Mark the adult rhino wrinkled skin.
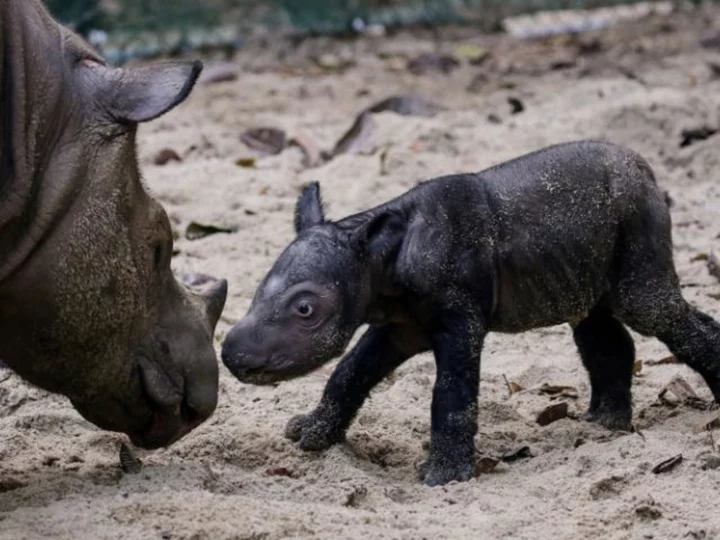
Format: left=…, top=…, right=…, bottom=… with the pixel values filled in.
left=0, top=0, right=227, bottom=449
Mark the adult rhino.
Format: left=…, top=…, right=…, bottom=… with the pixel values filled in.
left=0, top=0, right=227, bottom=449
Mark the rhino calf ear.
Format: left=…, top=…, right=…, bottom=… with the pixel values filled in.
left=352, top=211, right=406, bottom=263
left=85, top=60, right=203, bottom=123
left=294, top=182, right=325, bottom=233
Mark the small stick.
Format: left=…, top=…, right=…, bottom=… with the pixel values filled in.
left=503, top=374, right=513, bottom=398
left=708, top=426, right=717, bottom=453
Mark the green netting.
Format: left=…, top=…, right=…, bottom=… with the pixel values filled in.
left=45, top=0, right=699, bottom=62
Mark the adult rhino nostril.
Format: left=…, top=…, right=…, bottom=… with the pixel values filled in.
left=137, top=357, right=183, bottom=412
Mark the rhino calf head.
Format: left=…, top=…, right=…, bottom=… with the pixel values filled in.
left=221, top=183, right=396, bottom=384
left=0, top=1, right=227, bottom=448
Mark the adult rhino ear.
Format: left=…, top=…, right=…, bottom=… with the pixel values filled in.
left=351, top=211, right=406, bottom=264
left=294, top=182, right=325, bottom=233
left=81, top=59, right=203, bottom=123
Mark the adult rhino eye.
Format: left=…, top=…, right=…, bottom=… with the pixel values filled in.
left=295, top=301, right=314, bottom=318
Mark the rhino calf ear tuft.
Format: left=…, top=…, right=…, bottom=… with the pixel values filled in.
left=294, top=182, right=325, bottom=233
left=89, top=60, right=203, bottom=124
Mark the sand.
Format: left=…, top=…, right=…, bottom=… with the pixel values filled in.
left=3, top=6, right=720, bottom=539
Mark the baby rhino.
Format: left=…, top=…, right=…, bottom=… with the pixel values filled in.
left=222, top=140, right=720, bottom=486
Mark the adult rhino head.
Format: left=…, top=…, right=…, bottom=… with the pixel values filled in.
left=0, top=0, right=227, bottom=448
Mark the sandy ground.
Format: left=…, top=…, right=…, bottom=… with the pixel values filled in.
left=4, top=5, right=720, bottom=539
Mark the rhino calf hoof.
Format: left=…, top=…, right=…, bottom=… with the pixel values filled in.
left=285, top=412, right=344, bottom=451
left=581, top=409, right=632, bottom=432
left=419, top=457, right=475, bottom=487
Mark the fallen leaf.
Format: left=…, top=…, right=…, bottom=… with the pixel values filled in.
left=331, top=111, right=377, bottom=157
left=700, top=32, right=720, bottom=50
left=185, top=222, right=238, bottom=241
left=700, top=453, right=720, bottom=470
left=119, top=443, right=142, bottom=475
left=407, top=53, right=460, bottom=75
left=646, top=355, right=678, bottom=366
left=367, top=95, right=440, bottom=118
left=503, top=374, right=523, bottom=396
left=536, top=402, right=569, bottom=426
left=508, top=97, right=525, bottom=114
left=658, top=375, right=699, bottom=407
left=680, top=126, right=718, bottom=149
left=692, top=253, right=709, bottom=263
left=199, top=62, right=238, bottom=85
left=693, top=412, right=720, bottom=434
left=313, top=53, right=354, bottom=72
left=539, top=384, right=578, bottom=399
left=241, top=128, right=287, bottom=156
left=454, top=44, right=489, bottom=64
left=0, top=477, right=26, bottom=493
left=475, top=456, right=500, bottom=474
left=651, top=454, right=683, bottom=474
left=154, top=148, right=182, bottom=166
left=634, top=360, right=643, bottom=376
left=266, top=467, right=295, bottom=478
left=235, top=157, right=256, bottom=168
left=635, top=505, right=662, bottom=520
left=289, top=132, right=324, bottom=168
left=501, top=446, right=533, bottom=462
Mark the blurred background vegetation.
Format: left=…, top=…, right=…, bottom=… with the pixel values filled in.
left=44, top=0, right=699, bottom=62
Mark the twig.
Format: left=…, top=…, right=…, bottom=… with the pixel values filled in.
left=503, top=374, right=513, bottom=398
left=708, top=426, right=717, bottom=453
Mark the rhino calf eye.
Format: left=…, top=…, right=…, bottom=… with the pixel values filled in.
left=296, top=302, right=314, bottom=318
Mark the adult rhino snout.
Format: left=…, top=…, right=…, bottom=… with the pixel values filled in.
left=127, top=277, right=228, bottom=450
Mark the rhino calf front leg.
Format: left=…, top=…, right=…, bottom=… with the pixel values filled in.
left=286, top=323, right=429, bottom=451
left=420, top=308, right=483, bottom=487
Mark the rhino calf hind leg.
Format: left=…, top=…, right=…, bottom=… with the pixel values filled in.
left=653, top=306, right=720, bottom=401
left=615, top=281, right=720, bottom=404
left=573, top=307, right=635, bottom=431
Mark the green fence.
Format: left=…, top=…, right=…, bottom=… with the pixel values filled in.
left=45, top=0, right=691, bottom=62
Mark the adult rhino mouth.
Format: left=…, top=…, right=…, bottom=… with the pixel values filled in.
left=129, top=400, right=205, bottom=449
left=128, top=355, right=209, bottom=449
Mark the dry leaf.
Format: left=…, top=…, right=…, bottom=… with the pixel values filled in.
left=241, top=128, right=287, bottom=156
left=536, top=402, right=569, bottom=426
left=693, top=412, right=720, bottom=434
left=366, top=95, right=440, bottom=118
left=235, top=157, right=256, bottom=168
left=634, top=360, right=643, bottom=376
left=658, top=375, right=699, bottom=407
left=407, top=53, right=460, bottom=75
left=331, top=112, right=377, bottom=157
left=185, top=222, right=238, bottom=241
left=646, top=355, right=678, bottom=366
left=154, top=148, right=182, bottom=166
left=290, top=132, right=324, bottom=168
left=651, top=454, right=683, bottom=474
left=475, top=456, right=500, bottom=475
left=266, top=467, right=295, bottom=478
left=501, top=446, right=533, bottom=462
left=539, top=384, right=578, bottom=399
left=503, top=374, right=523, bottom=396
